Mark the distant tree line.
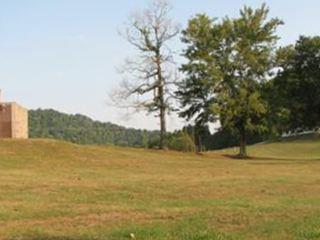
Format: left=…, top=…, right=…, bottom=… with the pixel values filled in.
left=29, top=109, right=266, bottom=151
left=29, top=109, right=161, bottom=148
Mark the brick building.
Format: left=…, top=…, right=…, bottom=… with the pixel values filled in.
left=0, top=93, right=28, bottom=139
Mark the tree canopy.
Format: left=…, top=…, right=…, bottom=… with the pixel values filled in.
left=178, top=4, right=283, bottom=157
left=273, top=36, right=320, bottom=131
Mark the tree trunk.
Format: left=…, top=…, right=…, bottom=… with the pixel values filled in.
left=155, top=47, right=167, bottom=150
left=159, top=85, right=167, bottom=150
left=197, top=135, right=202, bottom=153
left=239, top=129, right=247, bottom=158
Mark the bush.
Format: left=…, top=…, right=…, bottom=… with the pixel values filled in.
left=168, top=131, right=196, bottom=152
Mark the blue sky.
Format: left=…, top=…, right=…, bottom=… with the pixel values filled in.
left=0, top=0, right=319, bottom=130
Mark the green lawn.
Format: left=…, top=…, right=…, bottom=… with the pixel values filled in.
left=0, top=138, right=320, bottom=239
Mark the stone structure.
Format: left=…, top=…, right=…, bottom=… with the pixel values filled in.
left=0, top=93, right=28, bottom=139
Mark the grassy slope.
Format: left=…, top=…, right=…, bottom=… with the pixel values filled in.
left=0, top=138, right=320, bottom=240
left=218, top=133, right=320, bottom=160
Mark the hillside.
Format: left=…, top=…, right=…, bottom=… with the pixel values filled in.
left=0, top=138, right=320, bottom=239
left=28, top=109, right=266, bottom=151
left=218, top=132, right=320, bottom=159
left=29, top=109, right=160, bottom=147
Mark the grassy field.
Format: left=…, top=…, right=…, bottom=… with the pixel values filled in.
left=0, top=137, right=320, bottom=240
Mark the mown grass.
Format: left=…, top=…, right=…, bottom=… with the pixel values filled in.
left=0, top=137, right=320, bottom=239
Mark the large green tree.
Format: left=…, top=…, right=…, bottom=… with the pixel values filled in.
left=273, top=36, right=320, bottom=131
left=178, top=5, right=283, bottom=157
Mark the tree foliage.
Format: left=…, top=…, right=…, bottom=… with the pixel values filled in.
left=168, top=130, right=196, bottom=152
left=178, top=4, right=283, bottom=157
left=273, top=36, right=320, bottom=131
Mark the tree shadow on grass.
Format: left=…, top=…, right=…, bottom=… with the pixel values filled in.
left=222, top=154, right=320, bottom=165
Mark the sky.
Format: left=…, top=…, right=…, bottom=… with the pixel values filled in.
left=0, top=0, right=319, bottom=131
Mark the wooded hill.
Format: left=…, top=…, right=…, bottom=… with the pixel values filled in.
left=29, top=109, right=160, bottom=148
left=29, top=109, right=266, bottom=151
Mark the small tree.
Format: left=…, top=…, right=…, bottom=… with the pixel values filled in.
left=112, top=0, right=180, bottom=149
left=168, top=130, right=196, bottom=152
left=178, top=5, right=283, bottom=158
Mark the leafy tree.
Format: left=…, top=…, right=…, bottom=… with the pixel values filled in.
left=180, top=124, right=211, bottom=152
left=112, top=0, right=180, bottom=149
left=178, top=5, right=283, bottom=158
left=273, top=36, right=320, bottom=131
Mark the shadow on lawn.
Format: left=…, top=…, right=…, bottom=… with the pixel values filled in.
left=222, top=154, right=320, bottom=165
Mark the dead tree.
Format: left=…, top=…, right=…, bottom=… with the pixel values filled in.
left=112, top=0, right=180, bottom=149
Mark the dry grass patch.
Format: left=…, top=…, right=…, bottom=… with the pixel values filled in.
left=0, top=138, right=319, bottom=239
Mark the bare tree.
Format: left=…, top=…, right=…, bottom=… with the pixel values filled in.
left=112, top=0, right=180, bottom=149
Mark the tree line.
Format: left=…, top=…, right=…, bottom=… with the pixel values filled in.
left=112, top=0, right=320, bottom=158
left=29, top=109, right=160, bottom=148
left=30, top=109, right=263, bottom=151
